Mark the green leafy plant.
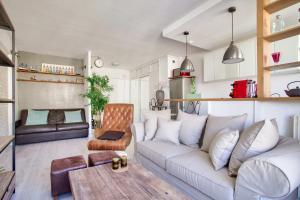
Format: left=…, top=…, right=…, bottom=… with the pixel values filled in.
left=190, top=78, right=197, bottom=95
left=81, top=73, right=113, bottom=116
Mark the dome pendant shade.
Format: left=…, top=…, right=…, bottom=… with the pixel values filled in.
left=222, top=41, right=244, bottom=64
left=180, top=56, right=194, bottom=72
left=180, top=31, right=194, bottom=72
left=222, top=7, right=244, bottom=64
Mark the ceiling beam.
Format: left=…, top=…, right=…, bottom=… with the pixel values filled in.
left=162, top=0, right=224, bottom=37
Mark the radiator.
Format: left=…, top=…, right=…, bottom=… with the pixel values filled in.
left=293, top=115, right=300, bottom=199
left=293, top=115, right=300, bottom=140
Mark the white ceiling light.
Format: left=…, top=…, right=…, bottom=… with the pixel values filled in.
left=111, top=62, right=120, bottom=67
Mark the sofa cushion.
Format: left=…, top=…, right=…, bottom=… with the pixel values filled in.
left=16, top=124, right=57, bottom=135
left=26, top=110, right=49, bottom=125
left=142, top=109, right=171, bottom=140
left=48, top=110, right=65, bottom=125
left=153, top=118, right=182, bottom=145
left=137, top=141, right=195, bottom=169
left=209, top=128, right=239, bottom=170
left=177, top=110, right=207, bottom=147
left=57, top=123, right=89, bottom=131
left=201, top=114, right=247, bottom=152
left=166, top=150, right=235, bottom=200
left=228, top=119, right=279, bottom=176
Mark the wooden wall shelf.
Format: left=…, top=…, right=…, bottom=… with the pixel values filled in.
left=264, top=0, right=299, bottom=14
left=17, top=70, right=84, bottom=77
left=0, top=1, right=14, bottom=31
left=17, top=79, right=84, bottom=85
left=264, top=26, right=300, bottom=42
left=165, top=97, right=300, bottom=102
left=0, top=135, right=14, bottom=153
left=0, top=49, right=14, bottom=67
left=0, top=98, right=14, bottom=103
left=0, top=171, right=15, bottom=200
left=265, top=61, right=300, bottom=71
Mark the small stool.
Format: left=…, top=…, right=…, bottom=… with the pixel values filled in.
left=88, top=151, right=119, bottom=167
left=50, top=155, right=87, bottom=197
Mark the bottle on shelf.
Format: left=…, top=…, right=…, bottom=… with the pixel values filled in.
left=271, top=15, right=285, bottom=33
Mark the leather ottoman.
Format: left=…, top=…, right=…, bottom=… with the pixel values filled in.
left=88, top=151, right=119, bottom=167
left=50, top=155, right=87, bottom=197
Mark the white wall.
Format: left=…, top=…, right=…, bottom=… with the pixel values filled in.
left=0, top=29, right=13, bottom=136
left=91, top=66, right=130, bottom=103
left=188, top=52, right=300, bottom=137
left=16, top=52, right=85, bottom=119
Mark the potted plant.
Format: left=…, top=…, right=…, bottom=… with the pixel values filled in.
left=82, top=73, right=113, bottom=128
left=188, top=78, right=201, bottom=99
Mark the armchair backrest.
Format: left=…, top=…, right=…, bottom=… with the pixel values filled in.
left=102, top=104, right=134, bottom=132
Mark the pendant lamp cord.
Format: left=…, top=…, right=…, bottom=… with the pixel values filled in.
left=186, top=34, right=188, bottom=57
left=231, top=11, right=234, bottom=42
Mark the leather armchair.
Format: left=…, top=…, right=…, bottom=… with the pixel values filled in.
left=87, top=104, right=134, bottom=151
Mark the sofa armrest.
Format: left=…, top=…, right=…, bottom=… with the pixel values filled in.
left=131, top=122, right=145, bottom=143
left=235, top=139, right=300, bottom=200
left=15, top=120, right=22, bottom=128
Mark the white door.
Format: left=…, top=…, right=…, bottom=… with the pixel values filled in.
left=130, top=76, right=150, bottom=122
left=130, top=79, right=140, bottom=121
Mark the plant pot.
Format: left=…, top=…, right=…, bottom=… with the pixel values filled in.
left=93, top=113, right=102, bottom=128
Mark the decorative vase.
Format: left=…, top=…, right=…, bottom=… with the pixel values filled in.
left=156, top=90, right=164, bottom=107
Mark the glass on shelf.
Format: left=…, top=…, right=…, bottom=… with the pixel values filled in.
left=271, top=15, right=285, bottom=33
left=271, top=52, right=281, bottom=64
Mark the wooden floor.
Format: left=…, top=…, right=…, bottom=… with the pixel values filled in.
left=10, top=137, right=134, bottom=200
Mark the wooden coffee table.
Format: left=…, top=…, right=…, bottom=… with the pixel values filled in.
left=69, top=162, right=190, bottom=200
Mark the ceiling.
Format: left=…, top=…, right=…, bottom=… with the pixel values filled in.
left=163, top=0, right=300, bottom=51
left=163, top=0, right=257, bottom=50
left=4, top=0, right=298, bottom=70
left=3, top=0, right=205, bottom=69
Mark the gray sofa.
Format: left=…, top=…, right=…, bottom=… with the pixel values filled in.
left=131, top=122, right=300, bottom=200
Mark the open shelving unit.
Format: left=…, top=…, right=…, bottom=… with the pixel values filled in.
left=17, top=70, right=84, bottom=77
left=0, top=1, right=16, bottom=199
left=257, top=0, right=300, bottom=98
left=17, top=79, right=84, bottom=85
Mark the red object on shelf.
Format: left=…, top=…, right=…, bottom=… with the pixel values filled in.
left=180, top=72, right=190, bottom=76
left=230, top=80, right=257, bottom=98
left=230, top=80, right=248, bottom=98
left=272, top=52, right=281, bottom=63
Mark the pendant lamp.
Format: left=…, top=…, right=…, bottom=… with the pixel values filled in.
left=222, top=7, right=244, bottom=64
left=180, top=31, right=194, bottom=72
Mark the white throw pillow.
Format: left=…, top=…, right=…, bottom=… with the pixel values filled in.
left=153, top=118, right=182, bottom=145
left=228, top=119, right=279, bottom=176
left=177, top=110, right=207, bottom=146
left=141, top=109, right=171, bottom=122
left=144, top=117, right=157, bottom=141
left=201, top=114, right=247, bottom=152
left=209, top=128, right=239, bottom=170
left=142, top=109, right=171, bottom=141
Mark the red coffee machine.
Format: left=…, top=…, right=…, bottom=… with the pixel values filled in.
left=230, top=80, right=257, bottom=98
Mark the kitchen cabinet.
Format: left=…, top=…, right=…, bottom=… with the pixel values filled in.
left=203, top=37, right=258, bottom=82
left=239, top=38, right=257, bottom=77
left=204, top=47, right=239, bottom=82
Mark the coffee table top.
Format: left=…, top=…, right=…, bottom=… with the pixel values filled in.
left=69, top=162, right=190, bottom=200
